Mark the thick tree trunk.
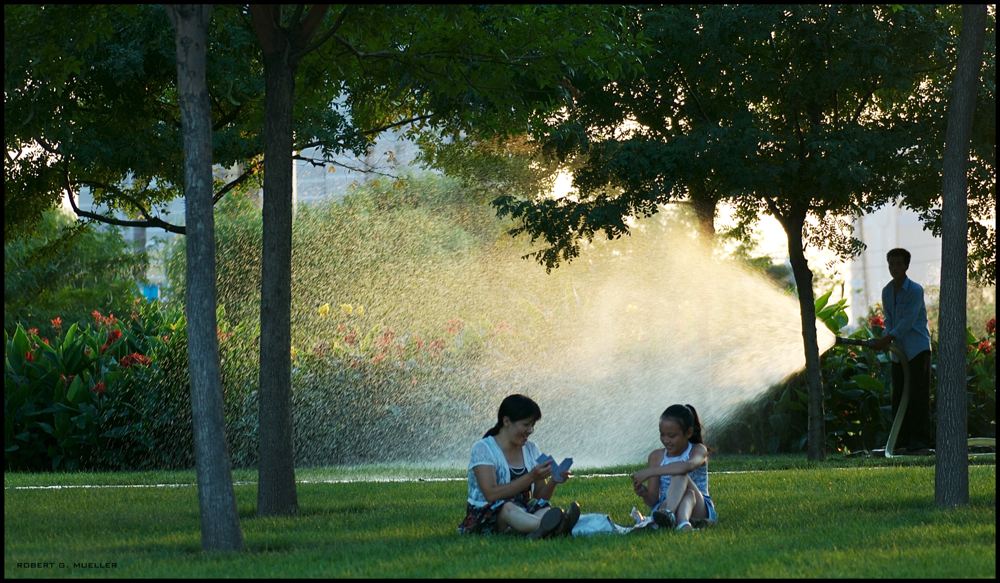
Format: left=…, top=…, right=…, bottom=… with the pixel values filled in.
left=256, top=49, right=299, bottom=517
left=935, top=4, right=986, bottom=509
left=689, top=186, right=717, bottom=241
left=784, top=213, right=825, bottom=461
left=168, top=4, right=244, bottom=551
left=249, top=3, right=329, bottom=518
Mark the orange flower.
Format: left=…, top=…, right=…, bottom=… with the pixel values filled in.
left=51, top=316, right=63, bottom=330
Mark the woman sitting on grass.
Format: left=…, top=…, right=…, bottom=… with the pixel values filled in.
left=631, top=403, right=717, bottom=532
left=458, top=394, right=580, bottom=539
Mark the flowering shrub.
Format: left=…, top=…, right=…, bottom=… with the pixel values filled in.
left=715, top=298, right=996, bottom=454
left=3, top=314, right=161, bottom=470
left=3, top=299, right=255, bottom=471
left=957, top=316, right=996, bottom=440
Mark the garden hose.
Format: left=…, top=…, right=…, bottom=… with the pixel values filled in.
left=834, top=337, right=909, bottom=457
left=835, top=337, right=996, bottom=457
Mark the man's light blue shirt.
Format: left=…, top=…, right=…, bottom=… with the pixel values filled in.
left=881, top=276, right=931, bottom=361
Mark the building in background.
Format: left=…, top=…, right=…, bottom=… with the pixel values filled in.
left=846, top=203, right=942, bottom=328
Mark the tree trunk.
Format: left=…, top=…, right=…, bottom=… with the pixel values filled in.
left=168, top=4, right=244, bottom=551
left=255, top=28, right=299, bottom=518
left=935, top=3, right=986, bottom=509
left=689, top=186, right=717, bottom=241
left=784, top=212, right=825, bottom=461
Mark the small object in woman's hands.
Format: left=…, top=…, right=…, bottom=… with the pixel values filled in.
left=536, top=454, right=574, bottom=483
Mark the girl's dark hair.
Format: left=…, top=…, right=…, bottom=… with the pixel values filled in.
left=660, top=404, right=704, bottom=444
left=484, top=394, right=542, bottom=438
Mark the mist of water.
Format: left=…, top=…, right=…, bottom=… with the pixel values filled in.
left=500, top=219, right=837, bottom=468
left=273, top=200, right=835, bottom=469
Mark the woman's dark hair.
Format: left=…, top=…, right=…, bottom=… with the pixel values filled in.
left=660, top=404, right=704, bottom=444
left=484, top=394, right=542, bottom=438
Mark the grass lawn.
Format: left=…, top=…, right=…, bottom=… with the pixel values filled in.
left=4, top=455, right=995, bottom=578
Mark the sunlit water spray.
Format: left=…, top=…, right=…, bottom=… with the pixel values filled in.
left=218, top=193, right=834, bottom=469
left=414, top=209, right=836, bottom=468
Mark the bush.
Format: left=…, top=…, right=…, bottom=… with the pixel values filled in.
left=716, top=295, right=997, bottom=454
left=4, top=305, right=168, bottom=471
left=4, top=209, right=148, bottom=337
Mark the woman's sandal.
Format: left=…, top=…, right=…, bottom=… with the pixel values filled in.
left=555, top=501, right=581, bottom=536
left=528, top=507, right=564, bottom=539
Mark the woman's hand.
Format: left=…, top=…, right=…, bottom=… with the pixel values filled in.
left=531, top=460, right=553, bottom=481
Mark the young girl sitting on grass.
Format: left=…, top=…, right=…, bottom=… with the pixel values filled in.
left=458, top=394, right=581, bottom=539
left=631, top=403, right=717, bottom=531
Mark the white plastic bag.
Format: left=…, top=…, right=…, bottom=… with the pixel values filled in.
left=570, top=513, right=634, bottom=536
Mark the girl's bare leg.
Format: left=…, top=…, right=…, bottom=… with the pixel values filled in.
left=661, top=474, right=689, bottom=513
left=662, top=475, right=708, bottom=523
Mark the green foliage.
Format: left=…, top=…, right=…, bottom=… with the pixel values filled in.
left=495, top=4, right=995, bottom=285
left=4, top=4, right=263, bottom=239
left=717, top=302, right=997, bottom=454
left=3, top=209, right=148, bottom=337
left=3, top=305, right=169, bottom=470
left=3, top=299, right=241, bottom=471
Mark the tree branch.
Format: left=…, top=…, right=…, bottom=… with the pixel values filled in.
left=213, top=161, right=262, bottom=204
left=294, top=5, right=351, bottom=59
left=333, top=33, right=398, bottom=59
left=291, top=154, right=401, bottom=179
left=64, top=170, right=186, bottom=235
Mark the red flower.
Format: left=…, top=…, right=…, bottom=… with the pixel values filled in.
left=344, top=331, right=357, bottom=346
left=91, top=382, right=106, bottom=395
left=428, top=339, right=445, bottom=354
left=27, top=327, right=39, bottom=336
left=869, top=314, right=884, bottom=329
left=120, top=352, right=152, bottom=368
left=100, top=329, right=123, bottom=353
left=24, top=351, right=34, bottom=362
left=978, top=340, right=993, bottom=354
left=376, top=329, right=395, bottom=348
left=51, top=316, right=62, bottom=330
left=987, top=318, right=996, bottom=335
left=92, top=310, right=103, bottom=323
left=446, top=319, right=464, bottom=335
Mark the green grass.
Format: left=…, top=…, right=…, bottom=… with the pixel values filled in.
left=4, top=456, right=995, bottom=578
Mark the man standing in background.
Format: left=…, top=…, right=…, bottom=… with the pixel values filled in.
left=871, top=248, right=934, bottom=454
